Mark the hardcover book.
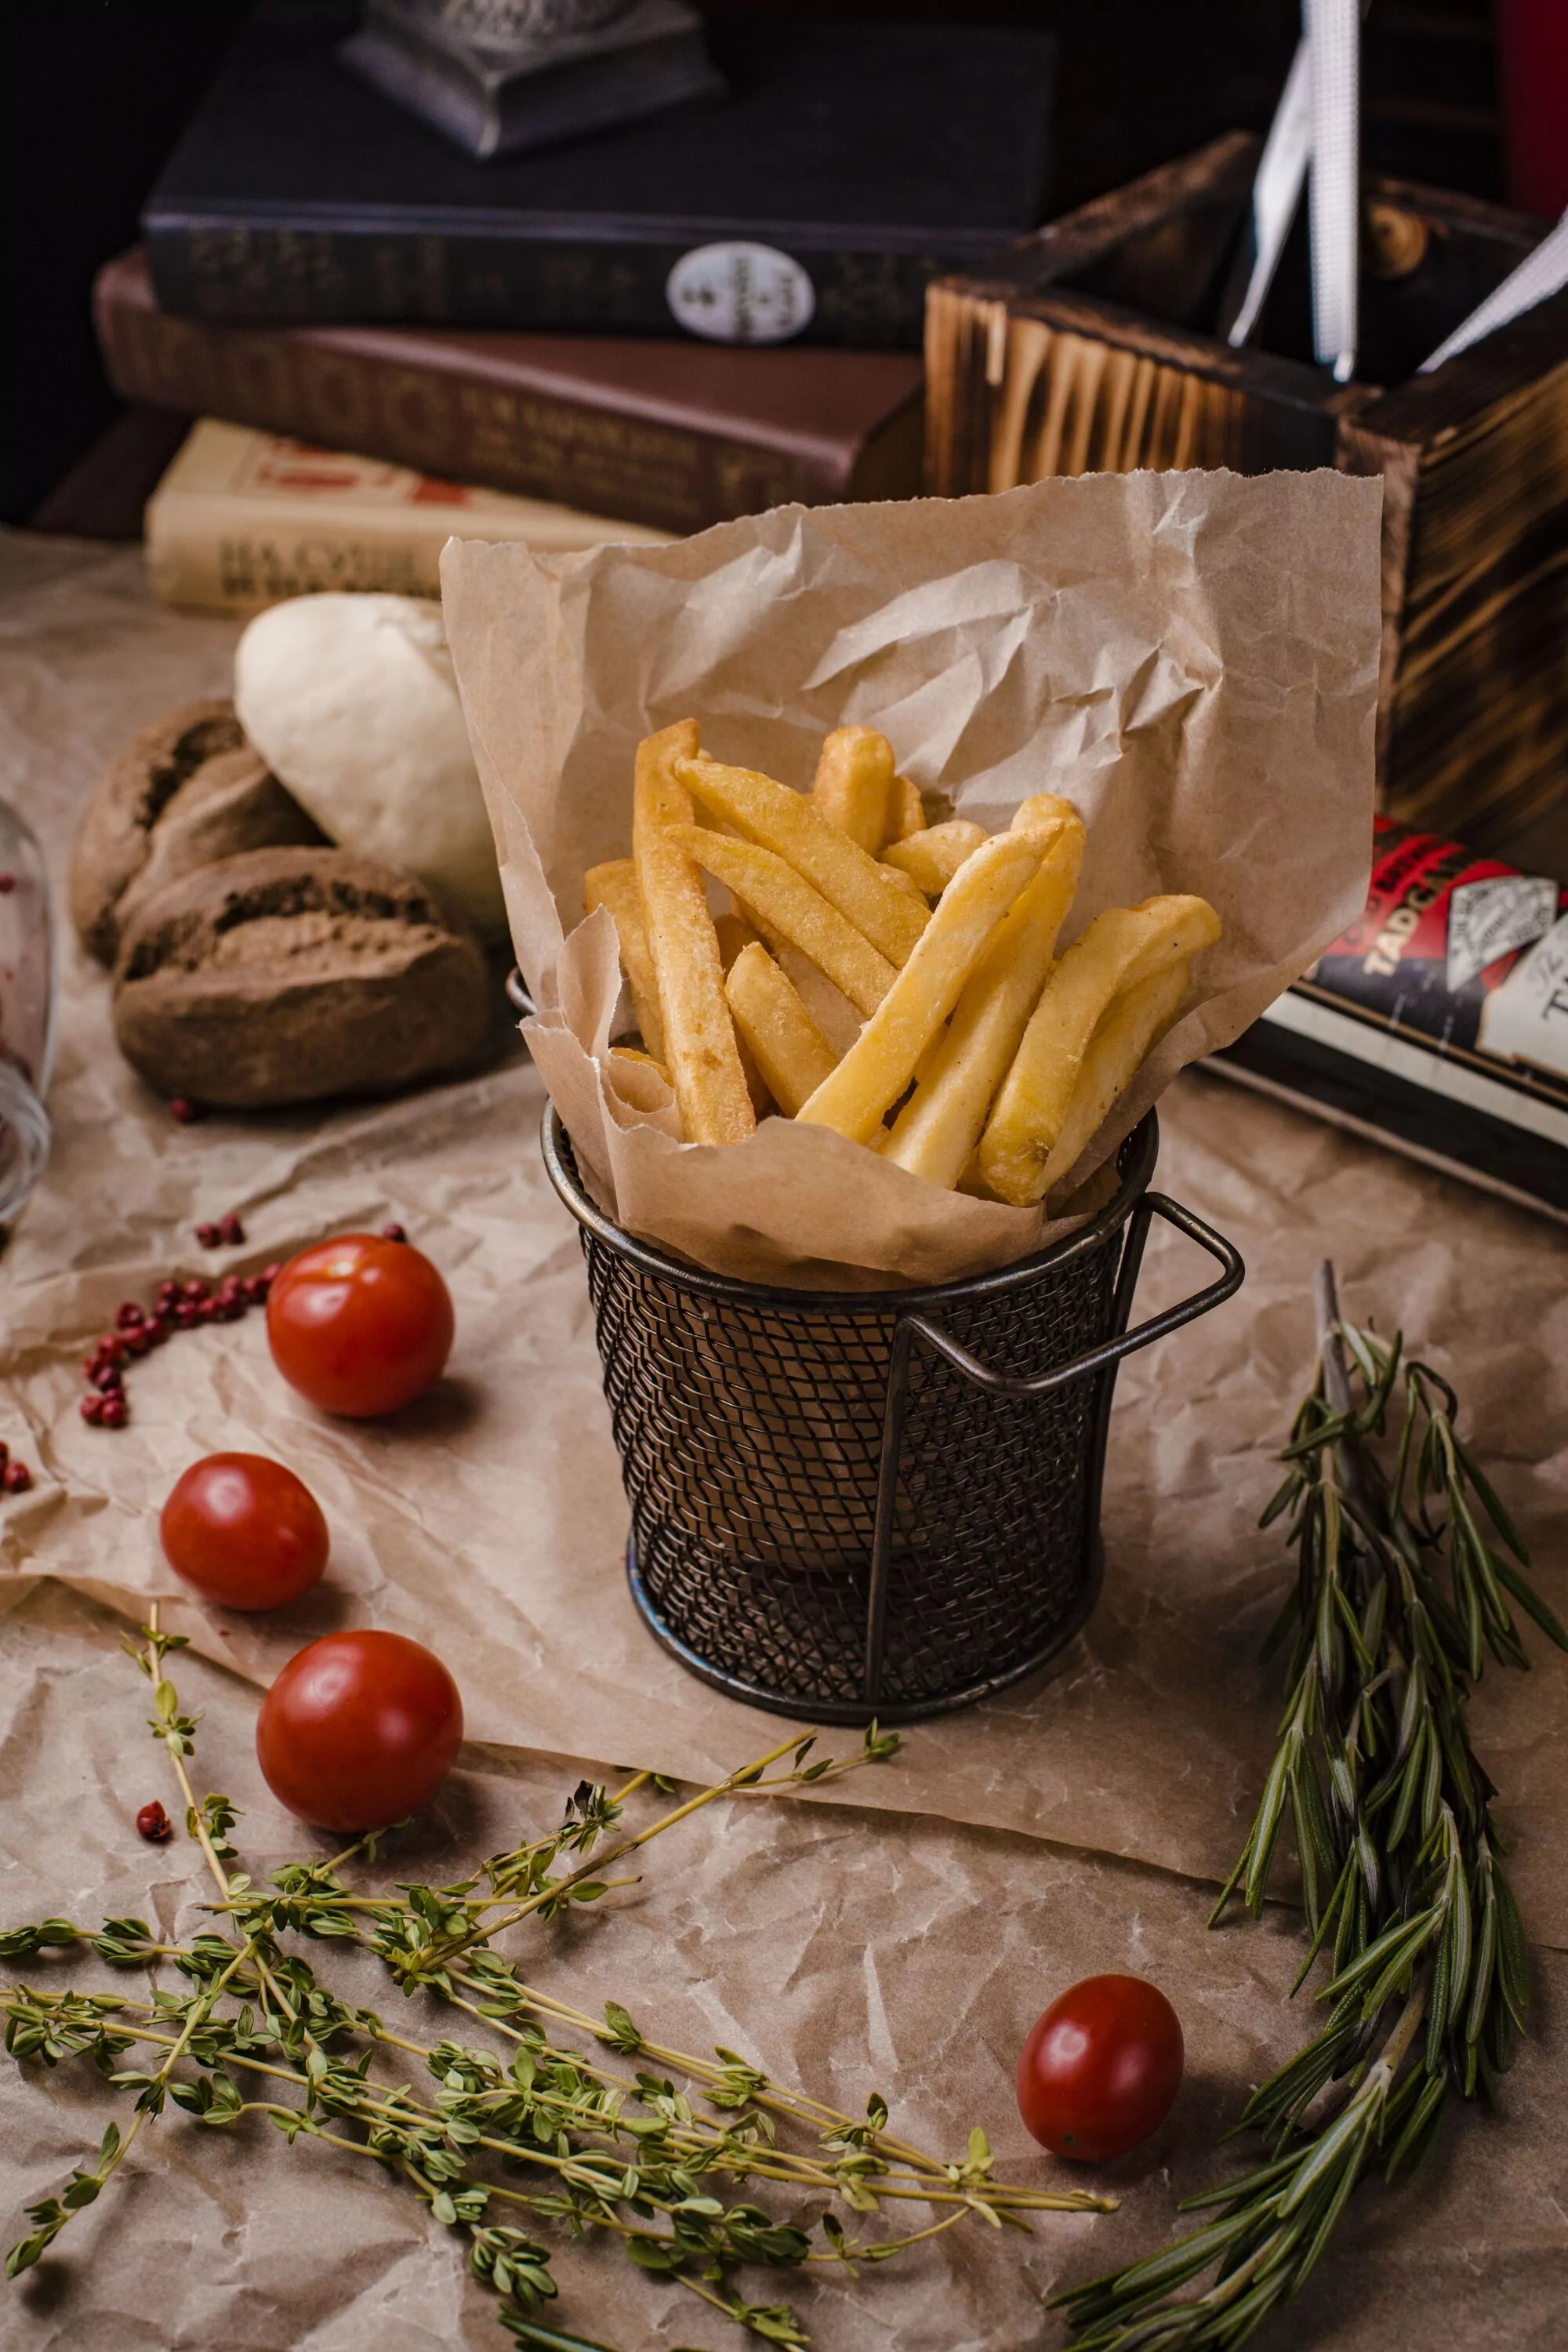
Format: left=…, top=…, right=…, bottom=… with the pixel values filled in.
left=1211, top=815, right=1568, bottom=1225
left=140, top=2, right=1054, bottom=348
left=144, top=418, right=667, bottom=616
left=94, top=249, right=926, bottom=537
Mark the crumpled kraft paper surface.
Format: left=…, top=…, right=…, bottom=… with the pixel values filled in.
left=0, top=1588, right=1564, bottom=2351
left=440, top=470, right=1383, bottom=1286
left=2, top=527, right=1566, bottom=1980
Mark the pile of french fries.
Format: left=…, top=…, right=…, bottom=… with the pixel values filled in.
left=583, top=720, right=1219, bottom=1208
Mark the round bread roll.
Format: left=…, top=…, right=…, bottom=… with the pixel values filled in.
left=234, top=594, right=506, bottom=939
left=112, top=845, right=491, bottom=1109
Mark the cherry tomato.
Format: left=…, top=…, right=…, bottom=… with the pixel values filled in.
left=1017, top=1974, right=1184, bottom=2161
left=160, top=1453, right=329, bottom=1610
left=256, top=1630, right=463, bottom=1831
left=267, top=1233, right=453, bottom=1417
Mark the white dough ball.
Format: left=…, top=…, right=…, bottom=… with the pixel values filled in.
left=234, top=593, right=505, bottom=938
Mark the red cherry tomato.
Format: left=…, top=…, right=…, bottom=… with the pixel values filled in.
left=1017, top=1974, right=1184, bottom=2161
left=267, top=1234, right=453, bottom=1417
left=160, top=1453, right=329, bottom=1610
left=256, top=1630, right=463, bottom=1832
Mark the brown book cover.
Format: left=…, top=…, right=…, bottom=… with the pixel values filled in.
left=94, top=251, right=925, bottom=538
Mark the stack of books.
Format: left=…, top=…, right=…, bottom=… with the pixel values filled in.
left=103, top=3, right=1057, bottom=615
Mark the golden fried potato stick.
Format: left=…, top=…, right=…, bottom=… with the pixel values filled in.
left=1010, top=792, right=1081, bottom=840
left=891, top=773, right=926, bottom=840
left=610, top=1044, right=671, bottom=1084
left=633, top=723, right=754, bottom=1147
left=979, top=893, right=1220, bottom=1204
left=883, top=819, right=989, bottom=896
left=797, top=831, right=1045, bottom=1146
left=665, top=825, right=896, bottom=1018
left=810, top=725, right=897, bottom=855
left=1035, top=959, right=1189, bottom=1198
left=633, top=716, right=699, bottom=844
left=713, top=909, right=760, bottom=972
left=724, top=942, right=839, bottom=1116
left=678, top=754, right=928, bottom=966
left=882, top=814, right=1086, bottom=1186
left=771, top=938, right=863, bottom=1058
left=711, top=908, right=771, bottom=1109
left=584, top=857, right=666, bottom=1060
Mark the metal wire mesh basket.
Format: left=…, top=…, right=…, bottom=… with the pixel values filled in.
left=542, top=1103, right=1242, bottom=1723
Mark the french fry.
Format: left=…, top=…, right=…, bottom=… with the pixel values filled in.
left=797, top=831, right=1045, bottom=1145
left=713, top=909, right=760, bottom=972
left=725, top=942, right=839, bottom=1116
left=879, top=860, right=929, bottom=903
left=584, top=857, right=665, bottom=1059
left=771, top=938, right=863, bottom=1058
left=713, top=909, right=771, bottom=1109
left=665, top=824, right=896, bottom=1018
left=633, top=724, right=755, bottom=1147
left=979, top=893, right=1219, bottom=1204
left=1011, top=793, right=1081, bottom=840
left=610, top=1044, right=671, bottom=1086
left=882, top=814, right=1086, bottom=1186
left=810, top=725, right=896, bottom=854
left=633, top=716, right=699, bottom=844
left=1033, top=959, right=1190, bottom=1198
left=891, top=773, right=926, bottom=840
left=678, top=754, right=928, bottom=965
left=883, top=820, right=989, bottom=896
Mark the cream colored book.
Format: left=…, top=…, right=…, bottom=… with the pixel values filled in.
left=145, top=419, right=670, bottom=615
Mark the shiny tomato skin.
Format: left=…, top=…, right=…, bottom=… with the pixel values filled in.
left=267, top=1234, right=453, bottom=1417
left=256, top=1630, right=463, bottom=1832
left=160, top=1453, right=329, bottom=1610
left=1017, top=1974, right=1184, bottom=2161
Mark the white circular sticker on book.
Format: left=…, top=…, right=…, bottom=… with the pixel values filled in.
left=666, top=241, right=815, bottom=345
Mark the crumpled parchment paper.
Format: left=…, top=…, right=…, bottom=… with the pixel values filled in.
left=2, top=527, right=1566, bottom=1953
left=440, top=470, right=1384, bottom=1285
left=2, top=526, right=1566, bottom=2347
left=0, top=1586, right=1563, bottom=2351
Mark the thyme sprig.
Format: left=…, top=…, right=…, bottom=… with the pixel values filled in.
left=1054, top=1260, right=1564, bottom=2352
left=2, top=1617, right=1107, bottom=2346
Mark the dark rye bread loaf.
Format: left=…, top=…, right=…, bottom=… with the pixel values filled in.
left=112, top=847, right=489, bottom=1108
left=71, top=699, right=324, bottom=964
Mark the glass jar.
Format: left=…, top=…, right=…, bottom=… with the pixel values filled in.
left=0, top=800, right=55, bottom=1224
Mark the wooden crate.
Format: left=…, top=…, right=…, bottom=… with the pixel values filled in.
left=925, top=135, right=1568, bottom=847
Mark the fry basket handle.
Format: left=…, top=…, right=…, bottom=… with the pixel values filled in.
left=862, top=1194, right=1244, bottom=1704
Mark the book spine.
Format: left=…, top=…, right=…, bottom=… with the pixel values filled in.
left=142, top=218, right=939, bottom=350
left=100, top=278, right=857, bottom=537
left=145, top=507, right=451, bottom=616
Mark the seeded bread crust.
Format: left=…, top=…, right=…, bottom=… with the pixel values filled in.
left=112, top=847, right=491, bottom=1109
left=71, top=701, right=324, bottom=965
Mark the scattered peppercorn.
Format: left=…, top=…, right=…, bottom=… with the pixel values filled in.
left=380, top=1222, right=408, bottom=1243
left=78, top=1251, right=286, bottom=1429
left=135, top=1801, right=172, bottom=1842
left=169, top=1098, right=204, bottom=1124
left=195, top=1221, right=221, bottom=1248
left=2, top=1461, right=32, bottom=1494
left=219, top=1211, right=245, bottom=1246
left=0, top=875, right=15, bottom=895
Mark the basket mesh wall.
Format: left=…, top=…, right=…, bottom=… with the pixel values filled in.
left=578, top=1212, right=1126, bottom=1716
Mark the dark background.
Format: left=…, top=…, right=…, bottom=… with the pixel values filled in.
left=0, top=0, right=1503, bottom=527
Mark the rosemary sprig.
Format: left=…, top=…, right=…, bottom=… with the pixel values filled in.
left=1054, top=1258, right=1565, bottom=2352
left=2, top=1617, right=1108, bottom=2345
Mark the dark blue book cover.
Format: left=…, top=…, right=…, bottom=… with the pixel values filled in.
left=143, top=4, right=1055, bottom=348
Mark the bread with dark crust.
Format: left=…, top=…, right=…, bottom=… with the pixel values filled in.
left=111, top=846, right=491, bottom=1109
left=71, top=700, right=324, bottom=964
